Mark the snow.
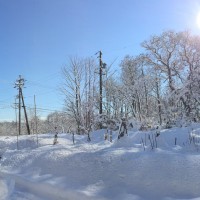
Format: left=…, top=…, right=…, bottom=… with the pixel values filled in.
left=1, top=124, right=200, bottom=200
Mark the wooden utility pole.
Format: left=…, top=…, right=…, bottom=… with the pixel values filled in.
left=96, top=51, right=106, bottom=115
left=19, top=87, right=21, bottom=136
left=34, top=95, right=38, bottom=134
left=34, top=95, right=39, bottom=147
left=15, top=76, right=23, bottom=135
left=99, top=51, right=103, bottom=115
left=20, top=89, right=30, bottom=135
left=14, top=75, right=30, bottom=135
left=14, top=97, right=19, bottom=149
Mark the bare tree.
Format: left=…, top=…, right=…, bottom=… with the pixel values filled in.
left=141, top=31, right=183, bottom=93
left=61, top=57, right=97, bottom=133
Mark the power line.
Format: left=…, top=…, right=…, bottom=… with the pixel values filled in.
left=0, top=79, right=13, bottom=85
left=26, top=106, right=64, bottom=113
left=0, top=106, right=12, bottom=109
left=26, top=80, right=58, bottom=90
left=25, top=89, right=58, bottom=99
left=0, top=96, right=16, bottom=103
left=24, top=72, right=60, bottom=84
left=101, top=44, right=136, bottom=54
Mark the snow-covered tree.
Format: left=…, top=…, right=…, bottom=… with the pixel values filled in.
left=61, top=57, right=97, bottom=133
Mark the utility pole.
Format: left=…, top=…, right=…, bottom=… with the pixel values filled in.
left=99, top=51, right=103, bottom=115
left=34, top=95, right=39, bottom=147
left=21, top=89, right=30, bottom=135
left=15, top=76, right=23, bottom=135
left=14, top=75, right=30, bottom=135
left=14, top=97, right=19, bottom=149
left=34, top=95, right=38, bottom=134
left=96, top=51, right=106, bottom=115
left=18, top=89, right=21, bottom=136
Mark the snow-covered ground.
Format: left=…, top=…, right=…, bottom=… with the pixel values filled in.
left=1, top=124, right=200, bottom=200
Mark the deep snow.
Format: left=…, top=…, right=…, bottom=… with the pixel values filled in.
left=1, top=124, right=200, bottom=200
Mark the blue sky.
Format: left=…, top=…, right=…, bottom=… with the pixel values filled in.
left=1, top=0, right=200, bottom=121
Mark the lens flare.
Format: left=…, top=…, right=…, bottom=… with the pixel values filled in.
left=197, top=12, right=200, bottom=28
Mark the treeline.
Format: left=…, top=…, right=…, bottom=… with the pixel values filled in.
left=0, top=112, right=70, bottom=136
left=2, top=30, right=200, bottom=136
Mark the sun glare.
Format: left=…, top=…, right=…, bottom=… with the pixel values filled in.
left=196, top=12, right=200, bottom=28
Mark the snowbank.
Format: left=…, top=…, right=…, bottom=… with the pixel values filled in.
left=0, top=124, right=200, bottom=199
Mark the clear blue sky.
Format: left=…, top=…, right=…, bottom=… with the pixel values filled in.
left=1, top=0, right=200, bottom=121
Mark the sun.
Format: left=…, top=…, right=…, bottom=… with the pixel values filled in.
left=196, top=12, right=200, bottom=28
